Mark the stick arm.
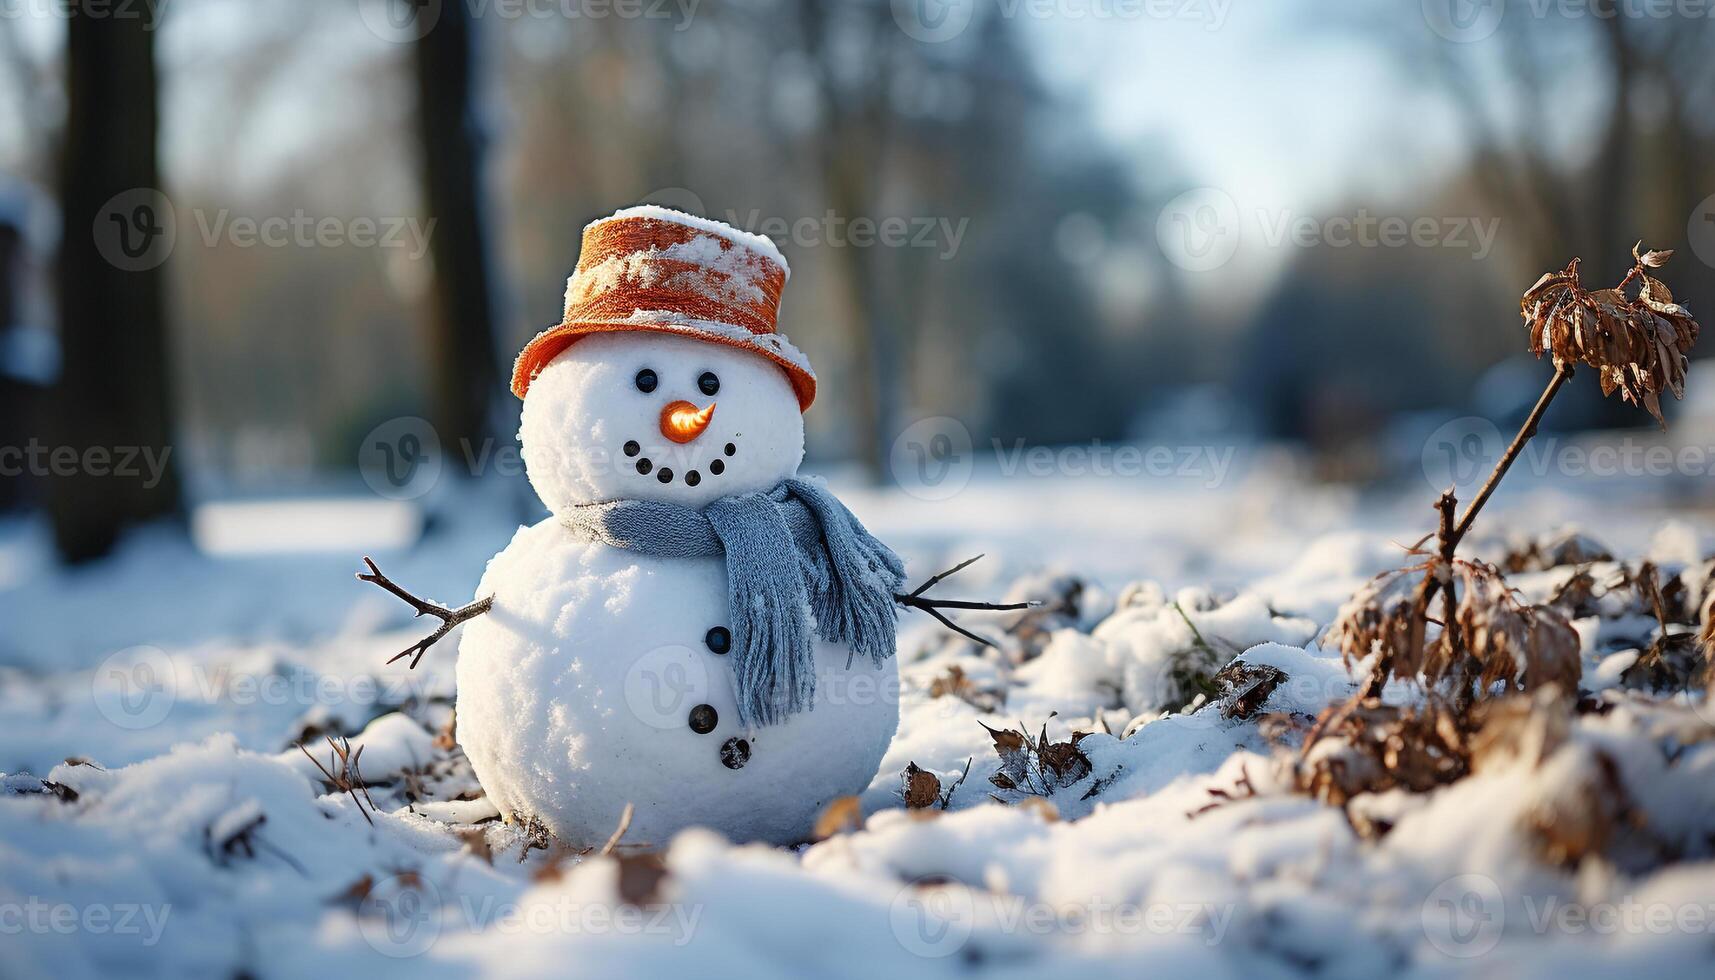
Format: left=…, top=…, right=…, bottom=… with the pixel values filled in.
left=894, top=554, right=1038, bottom=647
left=357, top=557, right=493, bottom=669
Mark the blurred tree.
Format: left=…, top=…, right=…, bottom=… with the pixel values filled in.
left=493, top=2, right=1151, bottom=467
left=1417, top=12, right=1710, bottom=278
left=795, top=0, right=907, bottom=476
left=0, top=212, right=25, bottom=511
left=1405, top=6, right=1715, bottom=428
left=786, top=2, right=1151, bottom=466
left=415, top=0, right=501, bottom=452
left=50, top=0, right=182, bottom=562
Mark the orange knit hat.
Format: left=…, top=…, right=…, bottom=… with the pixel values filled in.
left=511, top=206, right=816, bottom=410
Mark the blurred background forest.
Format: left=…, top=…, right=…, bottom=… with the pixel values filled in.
left=1, top=0, right=1713, bottom=562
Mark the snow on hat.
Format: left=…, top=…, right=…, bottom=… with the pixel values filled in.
left=511, top=205, right=816, bottom=410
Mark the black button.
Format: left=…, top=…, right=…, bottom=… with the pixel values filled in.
left=636, top=458, right=653, bottom=475
left=724, top=443, right=736, bottom=456
left=685, top=470, right=701, bottom=487
left=657, top=468, right=673, bottom=483
left=720, top=737, right=750, bottom=770
left=705, top=627, right=731, bottom=654
left=688, top=704, right=718, bottom=734
left=698, top=371, right=720, bottom=396
left=634, top=368, right=658, bottom=393
left=709, top=459, right=725, bottom=475
left=623, top=440, right=640, bottom=457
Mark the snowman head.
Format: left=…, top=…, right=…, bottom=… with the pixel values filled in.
left=520, top=332, right=805, bottom=510
left=511, top=207, right=817, bottom=513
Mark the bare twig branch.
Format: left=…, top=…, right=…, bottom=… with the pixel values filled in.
left=299, top=736, right=376, bottom=826
left=599, top=802, right=635, bottom=857
left=894, top=555, right=1039, bottom=646
left=908, top=553, right=985, bottom=598
left=1452, top=364, right=1573, bottom=543
left=358, top=557, right=493, bottom=668
left=1372, top=367, right=1574, bottom=698
left=914, top=602, right=993, bottom=646
left=940, top=757, right=973, bottom=810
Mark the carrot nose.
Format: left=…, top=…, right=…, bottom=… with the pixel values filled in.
left=660, top=400, right=715, bottom=443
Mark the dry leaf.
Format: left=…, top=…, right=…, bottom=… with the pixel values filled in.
left=615, top=853, right=669, bottom=906
left=1295, top=699, right=1475, bottom=808
left=1522, top=249, right=1700, bottom=428
left=1331, top=556, right=1579, bottom=696
left=1015, top=797, right=1059, bottom=822
left=927, top=664, right=1004, bottom=711
left=983, top=719, right=1092, bottom=796
left=1503, top=530, right=1612, bottom=573
left=331, top=874, right=375, bottom=907
left=1470, top=686, right=1571, bottom=772
left=902, top=763, right=942, bottom=810
left=1211, top=660, right=1288, bottom=720
left=811, top=796, right=864, bottom=840
left=1700, top=589, right=1715, bottom=666
left=1633, top=241, right=1673, bottom=268
left=457, top=827, right=494, bottom=866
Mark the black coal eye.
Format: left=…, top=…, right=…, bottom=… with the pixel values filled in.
left=698, top=371, right=720, bottom=396
left=634, top=368, right=658, bottom=393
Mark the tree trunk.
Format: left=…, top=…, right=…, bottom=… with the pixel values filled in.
left=50, top=0, right=181, bottom=562
left=414, top=1, right=500, bottom=455
left=0, top=222, right=25, bottom=512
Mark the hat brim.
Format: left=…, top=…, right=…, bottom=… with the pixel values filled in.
left=511, top=318, right=817, bottom=411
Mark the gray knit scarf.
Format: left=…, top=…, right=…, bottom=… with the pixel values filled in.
left=562, top=478, right=905, bottom=727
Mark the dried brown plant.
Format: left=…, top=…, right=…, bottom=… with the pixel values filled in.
left=983, top=717, right=1092, bottom=798
left=926, top=664, right=1004, bottom=712
left=1347, top=245, right=1698, bottom=704
left=1295, top=242, right=1707, bottom=850
left=1523, top=244, right=1699, bottom=427
left=1296, top=699, right=1472, bottom=810
left=1332, top=551, right=1578, bottom=699
left=298, top=735, right=378, bottom=826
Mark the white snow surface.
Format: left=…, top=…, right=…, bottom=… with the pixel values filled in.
left=2, top=460, right=1713, bottom=978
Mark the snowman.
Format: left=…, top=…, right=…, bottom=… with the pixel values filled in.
left=359, top=206, right=1022, bottom=848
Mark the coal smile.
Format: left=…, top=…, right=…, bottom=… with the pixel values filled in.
left=622, top=439, right=738, bottom=487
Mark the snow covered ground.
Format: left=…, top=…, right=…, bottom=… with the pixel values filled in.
left=2, top=454, right=1713, bottom=978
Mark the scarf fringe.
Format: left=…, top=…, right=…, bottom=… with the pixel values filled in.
left=566, top=479, right=904, bottom=727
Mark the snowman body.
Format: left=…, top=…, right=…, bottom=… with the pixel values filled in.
left=456, top=330, right=899, bottom=847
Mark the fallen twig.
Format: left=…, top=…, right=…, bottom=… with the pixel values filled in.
left=599, top=802, right=635, bottom=857
left=299, top=735, right=377, bottom=826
